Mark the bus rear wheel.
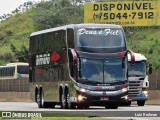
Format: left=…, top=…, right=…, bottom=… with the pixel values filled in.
left=37, top=87, right=44, bottom=108
left=59, top=86, right=63, bottom=109
left=62, top=90, right=68, bottom=109
left=35, top=86, right=38, bottom=103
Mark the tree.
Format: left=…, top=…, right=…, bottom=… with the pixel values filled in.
left=10, top=44, right=29, bottom=62
left=33, top=0, right=83, bottom=30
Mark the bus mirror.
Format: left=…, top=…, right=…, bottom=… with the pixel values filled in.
left=62, top=47, right=66, bottom=52
left=122, top=63, right=125, bottom=69
left=127, top=50, right=135, bottom=65
left=148, top=64, right=152, bottom=74
left=70, top=49, right=78, bottom=65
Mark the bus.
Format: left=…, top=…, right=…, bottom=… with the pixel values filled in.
left=29, top=24, right=135, bottom=109
left=0, top=62, right=29, bottom=79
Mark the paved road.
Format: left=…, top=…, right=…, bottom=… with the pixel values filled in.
left=0, top=102, right=160, bottom=119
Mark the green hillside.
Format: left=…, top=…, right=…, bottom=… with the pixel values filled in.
left=0, top=0, right=160, bottom=69
left=0, top=8, right=36, bottom=65
left=126, top=27, right=160, bottom=69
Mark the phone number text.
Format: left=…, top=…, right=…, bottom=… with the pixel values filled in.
left=101, top=12, right=154, bottom=20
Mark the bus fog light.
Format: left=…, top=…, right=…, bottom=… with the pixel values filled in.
left=121, top=95, right=128, bottom=100
left=122, top=88, right=127, bottom=92
left=77, top=95, right=86, bottom=101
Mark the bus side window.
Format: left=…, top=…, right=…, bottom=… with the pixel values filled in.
left=48, top=32, right=54, bottom=50
left=67, top=28, right=74, bottom=48
left=43, top=33, right=49, bottom=51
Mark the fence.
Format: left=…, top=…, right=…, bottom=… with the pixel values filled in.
left=149, top=70, right=160, bottom=90
left=0, top=78, right=29, bottom=92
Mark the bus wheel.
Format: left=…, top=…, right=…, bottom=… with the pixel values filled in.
left=126, top=101, right=131, bottom=106
left=35, top=86, right=38, bottom=103
left=77, top=103, right=83, bottom=109
left=111, top=102, right=118, bottom=109
left=62, top=90, right=67, bottom=109
left=37, top=87, right=44, bottom=108
left=105, top=102, right=118, bottom=109
left=84, top=104, right=90, bottom=109
left=137, top=101, right=145, bottom=106
left=105, top=105, right=111, bottom=109
left=67, top=93, right=75, bottom=109
left=59, top=86, right=63, bottom=109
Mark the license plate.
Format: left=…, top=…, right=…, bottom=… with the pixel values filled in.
left=100, top=97, right=109, bottom=101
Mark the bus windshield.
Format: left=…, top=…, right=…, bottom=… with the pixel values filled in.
left=77, top=28, right=125, bottom=48
left=128, top=61, right=146, bottom=77
left=17, top=65, right=29, bottom=74
left=78, top=58, right=127, bottom=84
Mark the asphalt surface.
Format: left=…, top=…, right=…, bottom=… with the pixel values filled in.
left=0, top=102, right=160, bottom=120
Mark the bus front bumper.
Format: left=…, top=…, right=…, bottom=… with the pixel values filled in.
left=76, top=89, right=128, bottom=105
left=128, top=93, right=148, bottom=101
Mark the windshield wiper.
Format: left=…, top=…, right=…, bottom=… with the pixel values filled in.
left=106, top=80, right=125, bottom=84
left=78, top=78, right=102, bottom=84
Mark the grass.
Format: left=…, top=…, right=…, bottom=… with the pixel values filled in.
left=30, top=117, right=110, bottom=120
left=0, top=111, right=111, bottom=120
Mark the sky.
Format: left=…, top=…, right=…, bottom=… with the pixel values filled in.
left=0, top=0, right=40, bottom=16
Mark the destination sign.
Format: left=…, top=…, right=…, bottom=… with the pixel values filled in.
left=84, top=1, right=160, bottom=26
left=78, top=28, right=119, bottom=36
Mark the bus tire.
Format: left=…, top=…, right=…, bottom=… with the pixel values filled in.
left=37, top=87, right=44, bottom=108
left=77, top=103, right=83, bottom=109
left=67, top=90, right=76, bottom=109
left=105, top=102, right=118, bottom=109
left=105, top=104, right=111, bottom=109
left=137, top=100, right=145, bottom=106
left=84, top=104, right=90, bottom=109
left=62, top=87, right=68, bottom=109
left=35, top=86, right=38, bottom=103
left=126, top=101, right=131, bottom=106
left=111, top=102, right=118, bottom=109
left=59, top=85, right=63, bottom=109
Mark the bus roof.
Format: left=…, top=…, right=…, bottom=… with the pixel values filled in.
left=6, top=62, right=29, bottom=66
left=0, top=66, right=15, bottom=68
left=128, top=53, right=147, bottom=62
left=30, top=23, right=123, bottom=37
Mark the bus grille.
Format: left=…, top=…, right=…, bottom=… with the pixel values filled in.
left=128, top=80, right=142, bottom=97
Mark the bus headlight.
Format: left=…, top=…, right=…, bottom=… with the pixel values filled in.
left=143, top=91, right=148, bottom=95
left=122, top=88, right=127, bottom=92
left=80, top=88, right=86, bottom=92
left=79, top=88, right=90, bottom=92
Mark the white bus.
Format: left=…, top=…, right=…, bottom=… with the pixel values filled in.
left=126, top=53, right=152, bottom=106
left=0, top=62, right=29, bottom=79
